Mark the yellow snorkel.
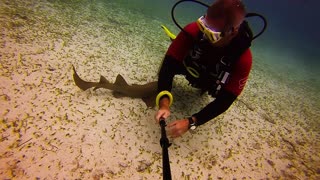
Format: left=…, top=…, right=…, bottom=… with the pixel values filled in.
left=161, top=25, right=176, bottom=41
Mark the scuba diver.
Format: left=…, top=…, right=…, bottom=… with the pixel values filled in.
left=155, top=0, right=266, bottom=138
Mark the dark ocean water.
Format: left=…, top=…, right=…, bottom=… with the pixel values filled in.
left=243, top=0, right=319, bottom=77
left=115, top=0, right=319, bottom=84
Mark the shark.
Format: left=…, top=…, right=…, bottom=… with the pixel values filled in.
left=72, top=65, right=158, bottom=108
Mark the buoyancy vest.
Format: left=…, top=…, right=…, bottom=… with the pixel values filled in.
left=183, top=21, right=253, bottom=97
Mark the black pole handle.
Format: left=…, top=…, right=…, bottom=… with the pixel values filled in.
left=159, top=118, right=172, bottom=180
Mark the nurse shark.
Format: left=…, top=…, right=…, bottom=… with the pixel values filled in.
left=72, top=65, right=158, bottom=108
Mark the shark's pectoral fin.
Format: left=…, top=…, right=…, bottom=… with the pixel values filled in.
left=142, top=95, right=156, bottom=108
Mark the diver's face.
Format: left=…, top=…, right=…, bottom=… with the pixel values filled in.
left=204, top=16, right=240, bottom=47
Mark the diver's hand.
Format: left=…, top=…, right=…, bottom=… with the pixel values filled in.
left=166, top=119, right=189, bottom=138
left=155, top=107, right=170, bottom=123
left=155, top=97, right=171, bottom=123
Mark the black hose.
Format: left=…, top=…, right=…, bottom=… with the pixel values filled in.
left=246, top=12, right=268, bottom=40
left=171, top=0, right=209, bottom=38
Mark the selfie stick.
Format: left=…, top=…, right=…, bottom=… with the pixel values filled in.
left=159, top=117, right=172, bottom=180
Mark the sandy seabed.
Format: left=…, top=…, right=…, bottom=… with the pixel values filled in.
left=0, top=0, right=319, bottom=179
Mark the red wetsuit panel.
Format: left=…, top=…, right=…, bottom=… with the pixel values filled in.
left=166, top=22, right=200, bottom=62
left=224, top=49, right=252, bottom=96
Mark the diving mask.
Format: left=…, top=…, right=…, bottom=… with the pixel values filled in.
left=196, top=16, right=223, bottom=44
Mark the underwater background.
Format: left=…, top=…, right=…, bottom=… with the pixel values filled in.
left=0, top=0, right=319, bottom=179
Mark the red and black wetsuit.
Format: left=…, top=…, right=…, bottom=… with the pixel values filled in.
left=158, top=22, right=252, bottom=126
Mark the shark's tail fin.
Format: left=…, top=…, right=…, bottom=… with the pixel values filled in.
left=73, top=65, right=96, bottom=91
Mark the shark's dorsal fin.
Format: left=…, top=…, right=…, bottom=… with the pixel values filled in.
left=114, top=74, right=129, bottom=86
left=99, top=75, right=109, bottom=84
left=93, top=75, right=110, bottom=91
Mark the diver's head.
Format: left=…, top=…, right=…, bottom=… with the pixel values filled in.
left=197, top=0, right=246, bottom=46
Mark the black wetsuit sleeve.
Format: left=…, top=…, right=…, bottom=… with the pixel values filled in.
left=157, top=55, right=185, bottom=92
left=193, top=89, right=237, bottom=126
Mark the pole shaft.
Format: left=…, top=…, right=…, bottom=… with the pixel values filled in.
left=160, top=119, right=172, bottom=180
